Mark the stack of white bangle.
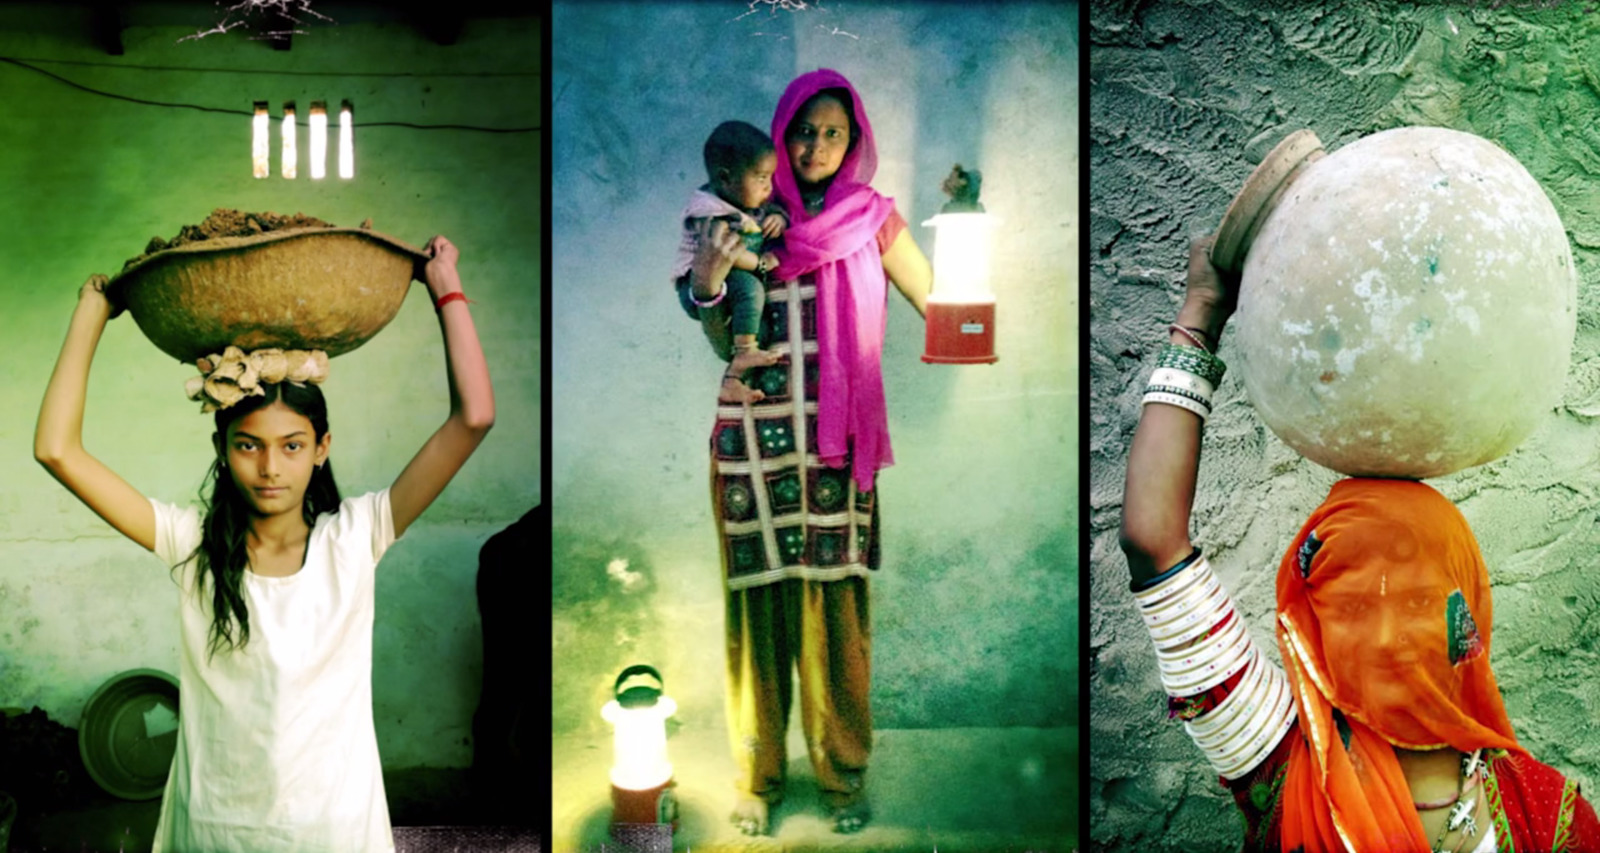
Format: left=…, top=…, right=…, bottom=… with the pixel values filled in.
left=1189, top=652, right=1295, bottom=778
left=1142, top=340, right=1226, bottom=424
left=1134, top=555, right=1297, bottom=779
left=1143, top=366, right=1216, bottom=423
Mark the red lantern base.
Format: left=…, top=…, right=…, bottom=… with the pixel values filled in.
left=611, top=779, right=678, bottom=834
left=922, top=300, right=998, bottom=364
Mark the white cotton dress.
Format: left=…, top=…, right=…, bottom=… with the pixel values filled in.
left=148, top=490, right=399, bottom=853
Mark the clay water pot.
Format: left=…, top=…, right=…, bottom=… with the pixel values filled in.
left=1212, top=127, right=1576, bottom=479
left=107, top=227, right=428, bottom=364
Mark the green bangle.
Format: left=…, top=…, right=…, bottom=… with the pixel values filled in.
left=1157, top=343, right=1226, bottom=386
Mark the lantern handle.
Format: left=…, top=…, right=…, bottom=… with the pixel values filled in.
left=614, top=664, right=663, bottom=697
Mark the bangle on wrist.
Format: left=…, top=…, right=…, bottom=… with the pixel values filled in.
left=1133, top=554, right=1297, bottom=779
left=1168, top=323, right=1213, bottom=353
left=1132, top=547, right=1203, bottom=593
left=1156, top=343, right=1226, bottom=386
left=1149, top=368, right=1215, bottom=400
left=690, top=280, right=728, bottom=308
left=1143, top=390, right=1210, bottom=423
left=434, top=291, right=472, bottom=311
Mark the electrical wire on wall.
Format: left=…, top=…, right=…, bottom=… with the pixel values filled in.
left=0, top=56, right=540, bottom=133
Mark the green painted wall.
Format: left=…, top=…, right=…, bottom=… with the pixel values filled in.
left=0, top=3, right=539, bottom=771
left=551, top=0, right=1078, bottom=746
left=1090, top=1, right=1600, bottom=849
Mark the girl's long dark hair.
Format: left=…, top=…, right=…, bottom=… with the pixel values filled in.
left=184, top=381, right=342, bottom=659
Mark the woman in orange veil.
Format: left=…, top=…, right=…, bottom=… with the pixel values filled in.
left=1118, top=236, right=1600, bottom=852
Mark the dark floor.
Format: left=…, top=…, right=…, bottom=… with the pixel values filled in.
left=3, top=768, right=537, bottom=853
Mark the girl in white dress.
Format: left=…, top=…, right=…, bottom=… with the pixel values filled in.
left=33, top=236, right=495, bottom=852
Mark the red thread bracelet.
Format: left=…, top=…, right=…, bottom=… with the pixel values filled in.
left=434, top=291, right=471, bottom=310
left=1167, top=323, right=1212, bottom=353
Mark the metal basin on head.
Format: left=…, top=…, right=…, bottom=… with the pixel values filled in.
left=107, top=227, right=428, bottom=364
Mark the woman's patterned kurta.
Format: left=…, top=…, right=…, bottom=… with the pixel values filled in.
left=710, top=275, right=879, bottom=591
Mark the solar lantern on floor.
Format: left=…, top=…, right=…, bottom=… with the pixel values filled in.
left=922, top=164, right=999, bottom=364
left=601, top=665, right=679, bottom=834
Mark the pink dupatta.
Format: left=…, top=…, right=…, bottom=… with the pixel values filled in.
left=769, top=69, right=896, bottom=492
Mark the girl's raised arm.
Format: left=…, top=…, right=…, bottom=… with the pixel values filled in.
left=388, top=236, right=496, bottom=538
left=34, top=275, right=157, bottom=552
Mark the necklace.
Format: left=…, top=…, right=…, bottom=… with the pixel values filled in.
left=1424, top=749, right=1485, bottom=853
left=1414, top=789, right=1461, bottom=811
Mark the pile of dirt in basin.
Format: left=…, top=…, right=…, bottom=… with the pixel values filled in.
left=121, top=208, right=366, bottom=270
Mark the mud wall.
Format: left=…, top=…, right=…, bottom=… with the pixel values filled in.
left=0, top=2, right=540, bottom=770
left=1089, top=1, right=1600, bottom=849
left=552, top=0, right=1078, bottom=744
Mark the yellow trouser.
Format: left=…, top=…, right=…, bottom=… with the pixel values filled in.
left=724, top=577, right=872, bottom=807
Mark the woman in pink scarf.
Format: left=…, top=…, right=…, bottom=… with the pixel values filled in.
left=685, top=69, right=932, bottom=836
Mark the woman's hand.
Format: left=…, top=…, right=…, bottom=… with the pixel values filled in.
left=421, top=235, right=462, bottom=297
left=1176, top=234, right=1239, bottom=348
left=690, top=218, right=744, bottom=300
left=78, top=274, right=123, bottom=321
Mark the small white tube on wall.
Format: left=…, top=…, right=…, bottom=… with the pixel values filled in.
left=281, top=102, right=297, bottom=179
left=310, top=101, right=327, bottom=180
left=339, top=100, right=354, bottom=179
left=252, top=101, right=269, bottom=179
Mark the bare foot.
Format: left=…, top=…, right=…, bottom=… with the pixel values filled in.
left=730, top=346, right=782, bottom=373
left=719, top=374, right=765, bottom=404
left=831, top=799, right=870, bottom=834
left=730, top=795, right=770, bottom=836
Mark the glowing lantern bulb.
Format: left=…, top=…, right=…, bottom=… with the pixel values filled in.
left=926, top=212, right=997, bottom=304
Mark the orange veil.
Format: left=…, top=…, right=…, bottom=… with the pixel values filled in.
left=1274, top=478, right=1523, bottom=852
